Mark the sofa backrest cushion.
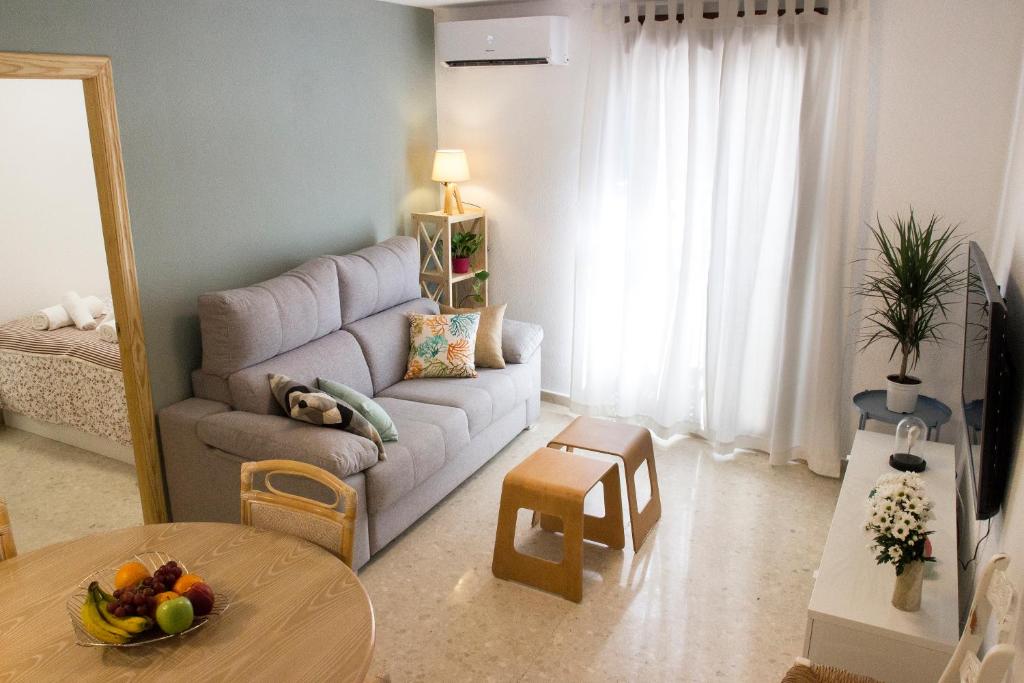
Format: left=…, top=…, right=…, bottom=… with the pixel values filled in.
left=198, top=256, right=342, bottom=377
left=328, top=236, right=419, bottom=326
left=227, top=330, right=373, bottom=414
left=343, top=297, right=439, bottom=394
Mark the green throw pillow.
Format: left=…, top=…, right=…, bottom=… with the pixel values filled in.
left=317, top=378, right=398, bottom=442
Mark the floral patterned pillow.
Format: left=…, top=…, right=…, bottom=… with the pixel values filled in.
left=405, top=312, right=481, bottom=379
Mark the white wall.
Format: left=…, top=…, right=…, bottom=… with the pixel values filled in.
left=965, top=35, right=1024, bottom=678
left=436, top=0, right=1024, bottom=415
left=849, top=1, right=1024, bottom=446
left=435, top=0, right=590, bottom=395
left=0, top=79, right=109, bottom=322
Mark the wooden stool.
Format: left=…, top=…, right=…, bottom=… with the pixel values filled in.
left=546, top=416, right=662, bottom=552
left=492, top=447, right=624, bottom=602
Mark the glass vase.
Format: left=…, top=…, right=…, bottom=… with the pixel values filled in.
left=892, top=560, right=923, bottom=611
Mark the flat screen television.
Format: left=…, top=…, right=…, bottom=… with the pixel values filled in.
left=961, top=241, right=1015, bottom=520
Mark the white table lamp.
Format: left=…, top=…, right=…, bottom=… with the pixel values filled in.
left=432, top=149, right=470, bottom=215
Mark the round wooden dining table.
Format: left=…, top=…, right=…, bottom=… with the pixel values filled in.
left=0, top=522, right=374, bottom=681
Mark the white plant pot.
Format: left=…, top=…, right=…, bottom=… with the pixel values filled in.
left=886, top=375, right=921, bottom=413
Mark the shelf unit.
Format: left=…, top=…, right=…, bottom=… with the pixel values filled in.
left=413, top=209, right=488, bottom=308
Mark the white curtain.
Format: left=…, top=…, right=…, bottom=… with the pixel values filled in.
left=570, top=0, right=867, bottom=476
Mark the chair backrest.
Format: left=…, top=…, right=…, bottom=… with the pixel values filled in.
left=0, top=499, right=17, bottom=560
left=940, top=553, right=1019, bottom=683
left=240, top=460, right=357, bottom=567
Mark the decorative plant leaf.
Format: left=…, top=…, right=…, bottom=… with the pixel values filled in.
left=451, top=231, right=485, bottom=258
left=852, top=208, right=967, bottom=382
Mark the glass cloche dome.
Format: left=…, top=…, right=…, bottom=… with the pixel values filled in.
left=891, top=416, right=928, bottom=472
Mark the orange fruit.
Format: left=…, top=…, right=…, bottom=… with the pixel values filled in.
left=154, top=591, right=180, bottom=607
left=114, top=561, right=150, bottom=590
left=173, top=573, right=205, bottom=594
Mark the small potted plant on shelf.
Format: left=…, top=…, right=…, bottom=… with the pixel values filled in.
left=854, top=208, right=966, bottom=413
left=451, top=231, right=484, bottom=274
left=459, top=270, right=489, bottom=307
left=865, top=472, right=935, bottom=611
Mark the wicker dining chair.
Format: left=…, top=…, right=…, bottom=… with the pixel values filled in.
left=240, top=460, right=358, bottom=567
left=0, top=499, right=17, bottom=561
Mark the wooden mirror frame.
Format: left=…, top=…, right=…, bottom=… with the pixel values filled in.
left=0, top=52, right=168, bottom=523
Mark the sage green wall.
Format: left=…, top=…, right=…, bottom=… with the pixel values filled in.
left=0, top=0, right=437, bottom=409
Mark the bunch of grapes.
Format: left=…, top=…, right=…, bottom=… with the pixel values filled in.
left=106, top=561, right=183, bottom=618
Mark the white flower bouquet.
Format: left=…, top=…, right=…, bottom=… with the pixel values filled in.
left=865, top=472, right=935, bottom=575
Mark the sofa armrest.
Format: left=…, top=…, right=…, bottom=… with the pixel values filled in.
left=196, top=411, right=379, bottom=479
left=502, top=318, right=544, bottom=364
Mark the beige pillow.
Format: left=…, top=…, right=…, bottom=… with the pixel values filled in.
left=441, top=303, right=506, bottom=369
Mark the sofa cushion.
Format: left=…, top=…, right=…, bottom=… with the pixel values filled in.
left=480, top=363, right=536, bottom=405
left=269, top=373, right=385, bottom=459
left=198, top=256, right=341, bottom=377
left=228, top=330, right=373, bottom=414
left=373, top=397, right=471, bottom=459
left=378, top=369, right=519, bottom=436
left=502, top=318, right=544, bottom=364
left=197, top=411, right=379, bottom=479
left=343, top=298, right=438, bottom=394
left=363, top=443, right=416, bottom=514
left=362, top=398, right=476, bottom=513
left=318, top=378, right=398, bottom=442
left=441, top=303, right=507, bottom=369
left=329, top=236, right=420, bottom=325
left=404, top=312, right=481, bottom=380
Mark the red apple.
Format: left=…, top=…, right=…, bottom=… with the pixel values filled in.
left=184, top=582, right=215, bottom=616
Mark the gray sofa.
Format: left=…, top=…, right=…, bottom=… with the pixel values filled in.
left=158, top=236, right=543, bottom=569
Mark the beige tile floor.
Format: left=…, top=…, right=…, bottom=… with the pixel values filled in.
left=1, top=405, right=840, bottom=681
left=360, top=404, right=841, bottom=682
left=0, top=425, right=143, bottom=553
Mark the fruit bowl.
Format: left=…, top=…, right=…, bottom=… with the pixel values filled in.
left=66, top=550, right=229, bottom=647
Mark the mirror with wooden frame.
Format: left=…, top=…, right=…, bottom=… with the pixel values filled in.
left=0, top=51, right=167, bottom=524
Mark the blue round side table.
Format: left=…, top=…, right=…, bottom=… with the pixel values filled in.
left=853, top=390, right=952, bottom=441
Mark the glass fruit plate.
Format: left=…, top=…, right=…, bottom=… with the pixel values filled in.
left=66, top=550, right=230, bottom=647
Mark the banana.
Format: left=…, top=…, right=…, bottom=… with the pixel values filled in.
left=90, top=583, right=153, bottom=634
left=80, top=589, right=132, bottom=644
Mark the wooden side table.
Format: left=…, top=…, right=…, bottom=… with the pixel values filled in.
left=413, top=209, right=488, bottom=308
left=492, top=448, right=624, bottom=602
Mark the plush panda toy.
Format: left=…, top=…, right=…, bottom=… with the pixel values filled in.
left=269, top=374, right=386, bottom=459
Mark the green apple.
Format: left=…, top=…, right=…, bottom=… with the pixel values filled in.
left=155, top=596, right=194, bottom=634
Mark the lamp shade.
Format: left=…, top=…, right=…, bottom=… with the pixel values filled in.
left=431, top=149, right=470, bottom=183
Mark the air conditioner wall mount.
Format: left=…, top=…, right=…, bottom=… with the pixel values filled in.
left=437, top=16, right=569, bottom=67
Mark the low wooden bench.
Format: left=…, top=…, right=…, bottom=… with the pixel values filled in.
left=546, top=416, right=662, bottom=552
left=491, top=447, right=624, bottom=602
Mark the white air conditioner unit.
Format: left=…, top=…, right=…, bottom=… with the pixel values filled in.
left=437, top=16, right=569, bottom=67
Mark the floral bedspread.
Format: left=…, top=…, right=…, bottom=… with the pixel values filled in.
left=0, top=349, right=131, bottom=446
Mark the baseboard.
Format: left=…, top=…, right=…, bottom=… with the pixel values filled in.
left=1, top=409, right=134, bottom=465
left=540, top=390, right=570, bottom=407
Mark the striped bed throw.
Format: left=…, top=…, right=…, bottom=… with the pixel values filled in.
left=0, top=317, right=122, bottom=372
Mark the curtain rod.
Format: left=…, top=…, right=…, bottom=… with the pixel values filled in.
left=613, top=0, right=829, bottom=22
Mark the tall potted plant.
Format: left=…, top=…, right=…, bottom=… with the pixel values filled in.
left=854, top=209, right=966, bottom=413
left=450, top=231, right=484, bottom=275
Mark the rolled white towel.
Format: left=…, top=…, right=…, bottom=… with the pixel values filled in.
left=61, top=291, right=98, bottom=331
left=97, top=315, right=118, bottom=343
left=30, top=296, right=105, bottom=331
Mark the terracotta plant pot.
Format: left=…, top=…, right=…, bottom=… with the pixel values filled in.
left=886, top=374, right=921, bottom=413
left=452, top=256, right=471, bottom=274
left=892, top=560, right=924, bottom=612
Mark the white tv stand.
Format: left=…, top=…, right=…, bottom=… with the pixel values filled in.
left=804, top=430, right=958, bottom=682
